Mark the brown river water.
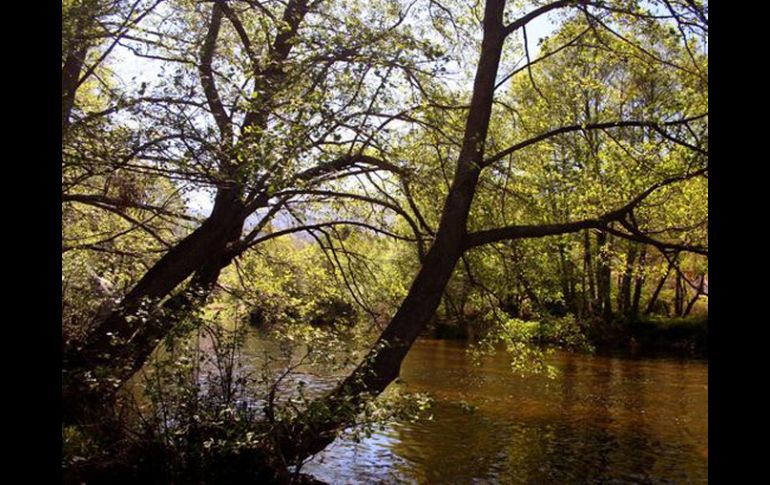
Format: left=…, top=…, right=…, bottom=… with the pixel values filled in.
left=296, top=339, right=708, bottom=484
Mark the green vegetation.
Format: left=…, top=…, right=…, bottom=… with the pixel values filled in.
left=62, top=0, right=707, bottom=482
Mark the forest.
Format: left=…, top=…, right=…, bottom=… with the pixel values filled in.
left=62, top=0, right=707, bottom=482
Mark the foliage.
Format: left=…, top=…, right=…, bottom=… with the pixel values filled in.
left=469, top=309, right=594, bottom=378
left=63, top=304, right=433, bottom=481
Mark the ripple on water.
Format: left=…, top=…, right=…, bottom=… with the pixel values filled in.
left=261, top=339, right=707, bottom=483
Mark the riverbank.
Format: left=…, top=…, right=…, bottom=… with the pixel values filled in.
left=428, top=315, right=708, bottom=359
left=590, top=316, right=708, bottom=358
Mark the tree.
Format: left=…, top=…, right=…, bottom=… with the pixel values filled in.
left=274, top=0, right=707, bottom=464
left=62, top=0, right=707, bottom=477
left=63, top=0, right=443, bottom=424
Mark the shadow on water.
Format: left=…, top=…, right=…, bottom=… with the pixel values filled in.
left=301, top=339, right=707, bottom=484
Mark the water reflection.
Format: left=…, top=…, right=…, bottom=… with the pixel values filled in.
left=302, top=340, right=707, bottom=484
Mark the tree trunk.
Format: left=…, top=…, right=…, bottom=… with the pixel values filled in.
left=619, top=243, right=638, bottom=316
left=630, top=245, right=647, bottom=318
left=596, top=231, right=613, bottom=323
left=583, top=230, right=596, bottom=315
left=674, top=270, right=686, bottom=316
left=62, top=0, right=99, bottom=135
left=645, top=254, right=677, bottom=315
left=558, top=243, right=575, bottom=313
left=62, top=46, right=88, bottom=135
left=683, top=274, right=705, bottom=317
left=62, top=189, right=248, bottom=424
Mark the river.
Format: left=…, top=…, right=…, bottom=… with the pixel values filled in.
left=297, top=339, right=707, bottom=484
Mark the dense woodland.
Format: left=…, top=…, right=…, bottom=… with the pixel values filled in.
left=62, top=0, right=707, bottom=482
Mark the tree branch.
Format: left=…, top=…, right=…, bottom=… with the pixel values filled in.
left=294, top=154, right=404, bottom=181
left=481, top=114, right=707, bottom=167
left=62, top=193, right=201, bottom=222
left=245, top=220, right=417, bottom=249
left=199, top=3, right=234, bottom=147
left=464, top=167, right=708, bottom=252
left=503, top=0, right=574, bottom=38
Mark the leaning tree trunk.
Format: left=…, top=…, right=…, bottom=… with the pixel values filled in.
left=277, top=0, right=509, bottom=463
left=62, top=189, right=248, bottom=424
left=645, top=253, right=677, bottom=315
left=683, top=274, right=705, bottom=317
